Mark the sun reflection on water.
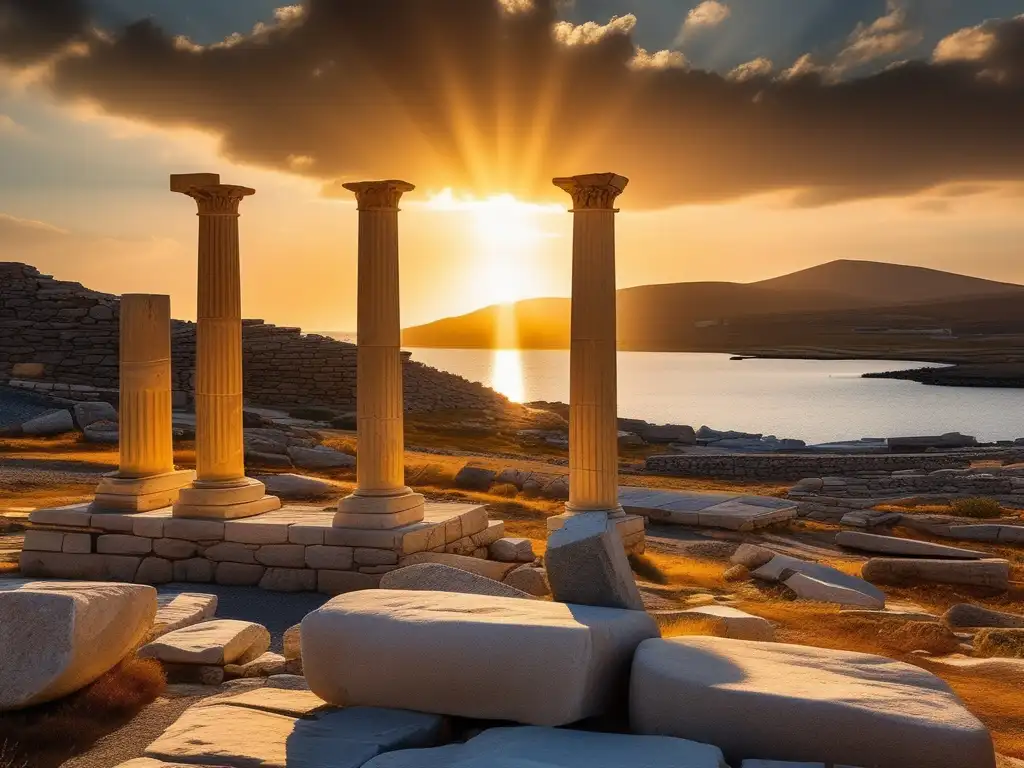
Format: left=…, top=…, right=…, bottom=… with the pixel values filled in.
left=491, top=348, right=525, bottom=402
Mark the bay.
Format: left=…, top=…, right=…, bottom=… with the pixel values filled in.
left=404, top=348, right=1024, bottom=445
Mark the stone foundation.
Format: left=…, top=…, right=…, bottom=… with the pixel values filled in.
left=20, top=502, right=501, bottom=593
left=644, top=453, right=971, bottom=481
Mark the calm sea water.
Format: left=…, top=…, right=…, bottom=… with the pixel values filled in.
left=404, top=348, right=1024, bottom=445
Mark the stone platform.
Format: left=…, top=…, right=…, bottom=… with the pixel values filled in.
left=20, top=502, right=499, bottom=594
left=618, top=487, right=798, bottom=531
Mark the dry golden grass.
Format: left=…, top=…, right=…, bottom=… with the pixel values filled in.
left=0, top=655, right=165, bottom=768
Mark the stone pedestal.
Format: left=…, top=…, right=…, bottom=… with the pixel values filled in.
left=93, top=294, right=193, bottom=512
left=553, top=173, right=629, bottom=520
left=170, top=173, right=280, bottom=520
left=334, top=180, right=425, bottom=530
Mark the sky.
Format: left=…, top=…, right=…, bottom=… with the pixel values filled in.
left=1, top=0, right=1023, bottom=330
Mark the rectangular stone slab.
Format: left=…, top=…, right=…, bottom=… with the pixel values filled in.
left=139, top=618, right=270, bottom=665
left=145, top=703, right=443, bottom=768
left=360, top=726, right=728, bottom=768
left=862, top=557, right=1010, bottom=589
left=630, top=636, right=995, bottom=768
left=302, top=589, right=659, bottom=726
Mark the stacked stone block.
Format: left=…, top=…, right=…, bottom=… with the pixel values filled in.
left=645, top=452, right=970, bottom=481
left=19, top=502, right=504, bottom=593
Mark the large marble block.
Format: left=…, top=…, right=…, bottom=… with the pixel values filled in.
left=302, top=589, right=658, bottom=725
left=0, top=581, right=156, bottom=710
left=630, top=636, right=995, bottom=768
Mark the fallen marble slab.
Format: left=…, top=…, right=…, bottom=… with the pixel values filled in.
left=783, top=571, right=884, bottom=609
left=0, top=581, right=156, bottom=710
left=630, top=636, right=995, bottom=768
left=836, top=531, right=987, bottom=560
left=379, top=563, right=534, bottom=599
left=193, top=686, right=329, bottom=717
left=150, top=592, right=218, bottom=639
left=862, top=558, right=1010, bottom=590
left=145, top=702, right=444, bottom=768
left=139, top=619, right=270, bottom=666
left=361, top=726, right=728, bottom=768
left=302, top=589, right=658, bottom=726
left=944, top=604, right=1024, bottom=629
left=751, top=553, right=886, bottom=606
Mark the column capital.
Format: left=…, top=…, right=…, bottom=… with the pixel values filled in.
left=552, top=173, right=629, bottom=211
left=343, top=180, right=415, bottom=211
left=174, top=182, right=255, bottom=216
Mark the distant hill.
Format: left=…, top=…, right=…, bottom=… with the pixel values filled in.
left=753, top=259, right=1024, bottom=305
left=401, top=260, right=1024, bottom=351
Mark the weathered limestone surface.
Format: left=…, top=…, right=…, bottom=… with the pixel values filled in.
left=0, top=582, right=157, bottom=710
left=145, top=701, right=444, bottom=768
left=504, top=565, right=551, bottom=597
left=863, top=558, right=1010, bottom=589
left=545, top=512, right=644, bottom=611
left=151, top=592, right=218, bottom=638
left=361, top=726, right=728, bottom=768
left=398, top=551, right=517, bottom=582
left=836, top=531, right=986, bottom=560
left=488, top=537, right=536, bottom=563
left=630, top=636, right=996, bottom=768
left=379, top=563, right=534, bottom=599
left=302, top=589, right=658, bottom=725
left=139, top=619, right=270, bottom=665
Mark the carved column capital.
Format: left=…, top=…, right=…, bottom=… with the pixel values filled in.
left=552, top=173, right=629, bottom=211
left=181, top=184, right=256, bottom=217
left=343, top=180, right=416, bottom=211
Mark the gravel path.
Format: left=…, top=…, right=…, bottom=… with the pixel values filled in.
left=0, top=388, right=62, bottom=429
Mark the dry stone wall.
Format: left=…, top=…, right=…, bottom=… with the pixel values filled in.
left=644, top=452, right=971, bottom=481
left=1, top=262, right=508, bottom=413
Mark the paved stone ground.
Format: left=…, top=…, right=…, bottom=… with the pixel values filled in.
left=619, top=485, right=799, bottom=531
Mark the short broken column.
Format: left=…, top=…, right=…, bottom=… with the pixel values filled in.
left=334, top=180, right=425, bottom=530
left=553, top=173, right=629, bottom=520
left=92, top=294, right=194, bottom=512
left=170, top=173, right=280, bottom=520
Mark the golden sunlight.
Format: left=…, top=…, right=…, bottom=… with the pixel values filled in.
left=491, top=348, right=526, bottom=402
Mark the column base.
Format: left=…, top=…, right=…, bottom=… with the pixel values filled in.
left=91, top=469, right=196, bottom=513
left=333, top=488, right=426, bottom=530
left=173, top=477, right=282, bottom=520
left=564, top=502, right=626, bottom=518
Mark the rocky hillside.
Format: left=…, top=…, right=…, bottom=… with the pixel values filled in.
left=0, top=262, right=510, bottom=414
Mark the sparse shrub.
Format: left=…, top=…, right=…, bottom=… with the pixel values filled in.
left=489, top=483, right=519, bottom=498
left=976, top=628, right=1024, bottom=659
left=886, top=621, right=960, bottom=655
left=629, top=553, right=668, bottom=585
left=950, top=497, right=1003, bottom=519
left=0, top=655, right=165, bottom=768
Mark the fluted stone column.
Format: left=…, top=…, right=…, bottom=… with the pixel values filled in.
left=92, top=294, right=194, bottom=512
left=554, top=173, right=629, bottom=518
left=170, top=173, right=280, bottom=520
left=334, top=180, right=425, bottom=530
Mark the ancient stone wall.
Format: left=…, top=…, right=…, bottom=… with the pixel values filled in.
left=1, top=262, right=508, bottom=413
left=643, top=452, right=970, bottom=481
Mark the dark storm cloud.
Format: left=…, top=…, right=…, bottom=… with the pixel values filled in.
left=1, top=0, right=1023, bottom=209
